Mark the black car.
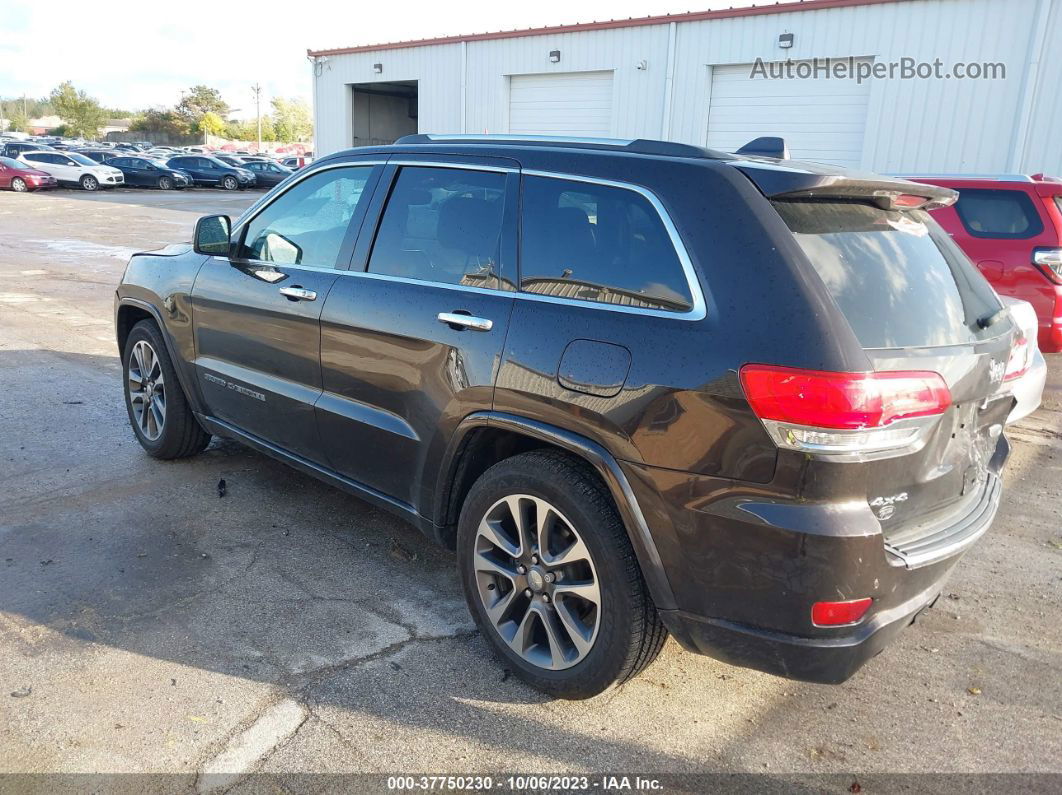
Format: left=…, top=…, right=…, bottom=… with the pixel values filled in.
left=114, top=135, right=1018, bottom=699
left=76, top=149, right=124, bottom=164
left=166, top=155, right=255, bottom=190
left=107, top=156, right=191, bottom=189
left=240, top=159, right=294, bottom=187
left=3, top=141, right=53, bottom=159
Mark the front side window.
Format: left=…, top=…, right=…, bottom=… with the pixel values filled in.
left=367, top=166, right=510, bottom=290
left=519, top=176, right=694, bottom=312
left=239, top=166, right=374, bottom=268
left=954, top=188, right=1044, bottom=239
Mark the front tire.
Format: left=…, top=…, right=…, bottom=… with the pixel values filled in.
left=11, top=177, right=27, bottom=192
left=80, top=174, right=99, bottom=191
left=222, top=175, right=238, bottom=191
left=457, top=450, right=667, bottom=699
left=123, top=320, right=211, bottom=459
left=158, top=176, right=173, bottom=190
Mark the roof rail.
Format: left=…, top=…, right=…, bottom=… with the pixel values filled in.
left=393, top=133, right=715, bottom=158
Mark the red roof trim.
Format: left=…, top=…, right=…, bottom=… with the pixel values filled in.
left=308, top=0, right=907, bottom=57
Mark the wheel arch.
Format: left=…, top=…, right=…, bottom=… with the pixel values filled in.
left=435, top=412, right=677, bottom=611
left=115, top=298, right=203, bottom=415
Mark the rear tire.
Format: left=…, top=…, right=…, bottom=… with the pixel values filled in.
left=122, top=320, right=211, bottom=459
left=11, top=177, right=27, bottom=192
left=80, top=174, right=99, bottom=191
left=457, top=450, right=667, bottom=699
left=222, top=175, right=238, bottom=191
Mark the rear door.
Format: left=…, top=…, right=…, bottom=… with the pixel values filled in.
left=191, top=159, right=383, bottom=462
left=316, top=155, right=518, bottom=512
left=773, top=199, right=1015, bottom=541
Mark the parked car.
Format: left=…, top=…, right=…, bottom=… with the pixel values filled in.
left=107, top=156, right=191, bottom=190
left=240, top=159, right=293, bottom=187
left=3, top=141, right=53, bottom=159
left=76, top=148, right=124, bottom=164
left=212, top=154, right=249, bottom=168
left=0, top=155, right=58, bottom=192
left=17, top=150, right=124, bottom=190
left=114, top=135, right=1022, bottom=699
left=165, top=155, right=254, bottom=190
left=280, top=156, right=312, bottom=170
left=907, top=174, right=1062, bottom=352
left=1000, top=296, right=1046, bottom=424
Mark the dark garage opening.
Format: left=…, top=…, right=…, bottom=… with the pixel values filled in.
left=351, top=81, right=418, bottom=147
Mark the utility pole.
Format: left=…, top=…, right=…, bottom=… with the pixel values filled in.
left=251, top=83, right=262, bottom=150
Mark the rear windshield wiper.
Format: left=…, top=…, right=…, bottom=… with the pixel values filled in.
left=977, top=307, right=1008, bottom=330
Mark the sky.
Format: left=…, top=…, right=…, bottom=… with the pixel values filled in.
left=0, top=0, right=758, bottom=120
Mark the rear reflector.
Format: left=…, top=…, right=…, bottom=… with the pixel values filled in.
left=812, top=598, right=873, bottom=627
left=739, top=365, right=951, bottom=430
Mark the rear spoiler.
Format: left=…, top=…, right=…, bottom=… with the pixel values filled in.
left=738, top=167, right=958, bottom=211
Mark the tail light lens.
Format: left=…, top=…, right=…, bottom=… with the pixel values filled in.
left=1003, top=333, right=1031, bottom=383
left=812, top=597, right=873, bottom=627
left=740, top=365, right=951, bottom=459
left=1033, top=247, right=1062, bottom=284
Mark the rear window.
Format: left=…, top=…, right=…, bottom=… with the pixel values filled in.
left=774, top=200, right=1003, bottom=348
left=953, top=188, right=1043, bottom=239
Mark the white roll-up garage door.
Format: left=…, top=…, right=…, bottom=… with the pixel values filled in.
left=706, top=59, right=873, bottom=168
left=509, top=71, right=614, bottom=137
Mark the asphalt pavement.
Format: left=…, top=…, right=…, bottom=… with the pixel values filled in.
left=0, top=187, right=1059, bottom=791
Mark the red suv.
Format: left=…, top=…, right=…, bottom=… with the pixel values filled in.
left=908, top=174, right=1062, bottom=352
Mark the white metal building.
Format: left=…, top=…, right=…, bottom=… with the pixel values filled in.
left=307, top=0, right=1061, bottom=174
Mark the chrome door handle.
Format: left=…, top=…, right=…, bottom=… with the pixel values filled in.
left=437, top=312, right=493, bottom=331
left=279, top=287, right=317, bottom=301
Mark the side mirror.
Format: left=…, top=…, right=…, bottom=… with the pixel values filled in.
left=194, top=214, right=232, bottom=256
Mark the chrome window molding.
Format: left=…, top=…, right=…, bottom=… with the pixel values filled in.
left=389, top=159, right=518, bottom=174
left=230, top=159, right=387, bottom=236
left=519, top=169, right=707, bottom=321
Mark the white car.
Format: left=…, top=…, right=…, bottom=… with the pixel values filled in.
left=1000, top=296, right=1047, bottom=425
left=17, top=150, right=125, bottom=191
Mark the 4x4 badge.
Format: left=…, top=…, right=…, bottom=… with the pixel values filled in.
left=870, top=492, right=908, bottom=520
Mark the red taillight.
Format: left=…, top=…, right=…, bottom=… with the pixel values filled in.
left=812, top=598, right=873, bottom=627
left=892, top=193, right=929, bottom=208
left=1003, top=334, right=1030, bottom=382
left=739, top=365, right=951, bottom=430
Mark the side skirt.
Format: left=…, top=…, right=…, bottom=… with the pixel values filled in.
left=196, top=413, right=436, bottom=537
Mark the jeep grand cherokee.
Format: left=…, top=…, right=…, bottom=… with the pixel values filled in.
left=114, top=135, right=1020, bottom=698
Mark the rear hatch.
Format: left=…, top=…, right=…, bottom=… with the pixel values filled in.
left=741, top=163, right=1016, bottom=566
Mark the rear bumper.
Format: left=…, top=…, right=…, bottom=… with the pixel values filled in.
left=621, top=456, right=1005, bottom=683
left=661, top=584, right=943, bottom=684
left=1006, top=347, right=1047, bottom=424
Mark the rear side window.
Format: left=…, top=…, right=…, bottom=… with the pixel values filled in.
left=519, top=176, right=693, bottom=313
left=367, top=166, right=510, bottom=290
left=953, top=188, right=1043, bottom=239
left=774, top=200, right=1002, bottom=348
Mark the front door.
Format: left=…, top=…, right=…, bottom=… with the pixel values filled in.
left=191, top=160, right=383, bottom=462
left=317, top=157, right=518, bottom=513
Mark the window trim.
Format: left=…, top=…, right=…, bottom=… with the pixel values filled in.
left=953, top=187, right=1045, bottom=240
left=518, top=170, right=707, bottom=321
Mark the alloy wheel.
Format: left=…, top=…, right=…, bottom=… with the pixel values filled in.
left=159, top=176, right=172, bottom=190
left=11, top=178, right=27, bottom=192
left=223, top=176, right=237, bottom=190
left=82, top=175, right=98, bottom=191
left=473, top=494, right=601, bottom=670
left=127, top=340, right=166, bottom=441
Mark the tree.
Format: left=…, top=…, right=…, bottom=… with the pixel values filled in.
left=198, top=111, right=225, bottom=136
left=271, top=97, right=312, bottom=142
left=175, top=85, right=229, bottom=131
left=49, top=81, right=107, bottom=138
left=130, top=108, right=187, bottom=137
left=6, top=110, right=29, bottom=133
